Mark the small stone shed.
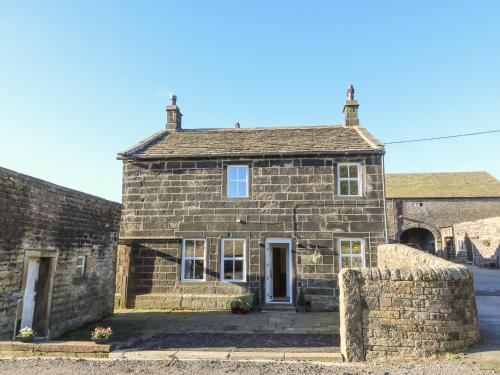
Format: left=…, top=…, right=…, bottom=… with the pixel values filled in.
left=339, top=244, right=480, bottom=361
left=453, top=216, right=499, bottom=267
left=385, top=172, right=500, bottom=258
left=0, top=166, right=121, bottom=340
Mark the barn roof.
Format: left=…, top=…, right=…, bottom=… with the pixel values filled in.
left=118, top=125, right=384, bottom=160
left=385, top=172, right=500, bottom=198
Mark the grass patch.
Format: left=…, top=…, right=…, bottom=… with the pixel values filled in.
left=445, top=352, right=459, bottom=361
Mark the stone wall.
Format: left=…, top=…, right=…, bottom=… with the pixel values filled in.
left=0, top=166, right=121, bottom=339
left=339, top=244, right=480, bottom=361
left=119, top=155, right=386, bottom=311
left=386, top=198, right=500, bottom=250
left=453, top=217, right=500, bottom=267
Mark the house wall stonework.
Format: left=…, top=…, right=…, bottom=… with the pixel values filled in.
left=119, top=154, right=386, bottom=311
left=386, top=198, right=500, bottom=250
left=339, top=244, right=480, bottom=361
left=0, top=167, right=121, bottom=340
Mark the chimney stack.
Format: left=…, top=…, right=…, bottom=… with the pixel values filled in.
left=343, top=84, right=359, bottom=126
left=166, top=94, right=182, bottom=130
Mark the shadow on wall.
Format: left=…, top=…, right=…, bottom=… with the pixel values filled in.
left=399, top=227, right=436, bottom=254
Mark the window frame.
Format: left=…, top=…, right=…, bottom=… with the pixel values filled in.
left=76, top=255, right=86, bottom=278
left=181, top=238, right=207, bottom=282
left=337, top=163, right=362, bottom=197
left=338, top=238, right=366, bottom=269
left=220, top=238, right=247, bottom=283
left=226, top=164, right=250, bottom=198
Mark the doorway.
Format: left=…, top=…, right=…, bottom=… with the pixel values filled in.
left=265, top=239, right=292, bottom=304
left=20, top=256, right=53, bottom=336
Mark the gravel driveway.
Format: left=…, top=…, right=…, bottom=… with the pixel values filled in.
left=0, top=358, right=497, bottom=375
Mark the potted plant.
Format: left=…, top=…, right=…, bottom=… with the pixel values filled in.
left=16, top=327, right=35, bottom=343
left=91, top=326, right=112, bottom=344
left=296, top=287, right=306, bottom=313
left=230, top=299, right=241, bottom=314
left=305, top=300, right=312, bottom=312
left=238, top=300, right=252, bottom=314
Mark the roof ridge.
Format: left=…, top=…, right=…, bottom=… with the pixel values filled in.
left=178, top=124, right=344, bottom=132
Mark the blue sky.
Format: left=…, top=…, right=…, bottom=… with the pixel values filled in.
left=1, top=1, right=499, bottom=202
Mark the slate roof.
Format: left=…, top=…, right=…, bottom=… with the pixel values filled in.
left=118, top=125, right=383, bottom=159
left=386, top=172, right=500, bottom=198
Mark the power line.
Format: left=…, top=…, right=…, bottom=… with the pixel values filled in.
left=385, top=129, right=500, bottom=145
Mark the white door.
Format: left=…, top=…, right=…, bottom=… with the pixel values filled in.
left=21, top=258, right=40, bottom=329
left=265, top=245, right=273, bottom=303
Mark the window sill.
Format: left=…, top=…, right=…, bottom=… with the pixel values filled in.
left=221, top=280, right=247, bottom=283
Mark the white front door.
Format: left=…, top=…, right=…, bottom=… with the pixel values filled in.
left=265, top=239, right=292, bottom=304
left=21, top=258, right=40, bottom=329
left=265, top=244, right=273, bottom=303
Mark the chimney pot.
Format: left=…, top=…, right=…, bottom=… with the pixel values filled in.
left=235, top=122, right=240, bottom=129
left=343, top=84, right=360, bottom=126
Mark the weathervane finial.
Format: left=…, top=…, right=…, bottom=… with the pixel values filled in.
left=170, top=93, right=177, bottom=106
left=346, top=84, right=355, bottom=101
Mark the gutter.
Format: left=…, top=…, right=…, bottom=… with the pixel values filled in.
left=117, top=149, right=385, bottom=161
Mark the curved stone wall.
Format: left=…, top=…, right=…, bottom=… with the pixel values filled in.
left=339, top=244, right=480, bottom=361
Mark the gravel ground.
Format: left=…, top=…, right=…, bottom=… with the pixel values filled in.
left=121, top=333, right=340, bottom=352
left=0, top=358, right=497, bottom=375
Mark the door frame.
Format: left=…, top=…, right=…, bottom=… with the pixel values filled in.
left=264, top=238, right=292, bottom=304
left=20, top=251, right=57, bottom=338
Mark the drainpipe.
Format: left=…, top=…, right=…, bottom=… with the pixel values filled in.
left=381, top=154, right=389, bottom=243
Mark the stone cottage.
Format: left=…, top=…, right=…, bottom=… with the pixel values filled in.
left=116, top=88, right=387, bottom=312
left=0, top=167, right=121, bottom=340
left=386, top=171, right=500, bottom=262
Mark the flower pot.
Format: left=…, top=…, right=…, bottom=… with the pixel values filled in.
left=296, top=305, right=306, bottom=313
left=16, top=336, right=34, bottom=343
left=239, top=308, right=250, bottom=315
left=231, top=307, right=240, bottom=314
left=92, top=337, right=109, bottom=345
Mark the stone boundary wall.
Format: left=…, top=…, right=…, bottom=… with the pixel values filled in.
left=339, top=244, right=480, bottom=361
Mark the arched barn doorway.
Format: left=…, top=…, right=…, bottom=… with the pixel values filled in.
left=400, top=227, right=436, bottom=254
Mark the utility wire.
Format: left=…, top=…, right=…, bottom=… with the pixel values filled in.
left=385, top=129, right=500, bottom=145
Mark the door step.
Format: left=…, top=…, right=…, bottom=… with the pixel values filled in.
left=261, top=304, right=296, bottom=312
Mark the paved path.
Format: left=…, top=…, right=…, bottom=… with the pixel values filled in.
left=61, top=310, right=340, bottom=351
left=464, top=264, right=500, bottom=371
left=468, top=265, right=500, bottom=346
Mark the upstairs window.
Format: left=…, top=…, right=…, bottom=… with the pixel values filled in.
left=76, top=256, right=86, bottom=278
left=181, top=239, right=206, bottom=281
left=338, top=163, right=362, bottom=196
left=227, top=165, right=249, bottom=198
left=339, top=239, right=365, bottom=269
left=221, top=239, right=246, bottom=282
